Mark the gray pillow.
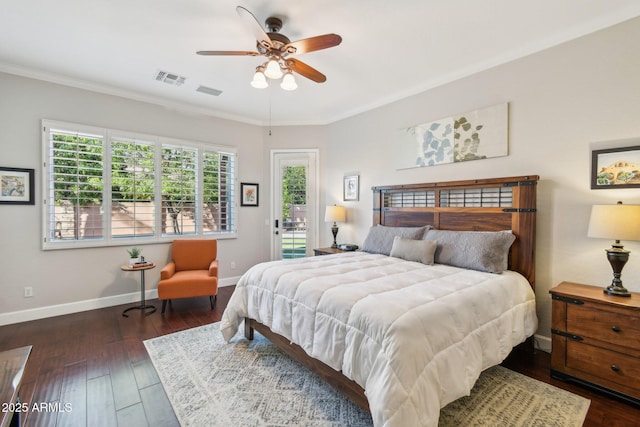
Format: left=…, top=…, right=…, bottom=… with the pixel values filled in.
left=390, top=237, right=438, bottom=265
left=361, top=225, right=431, bottom=255
left=425, top=229, right=515, bottom=273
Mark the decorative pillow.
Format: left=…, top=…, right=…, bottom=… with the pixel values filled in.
left=424, top=229, right=515, bottom=273
left=361, top=225, right=431, bottom=256
left=390, top=237, right=438, bottom=265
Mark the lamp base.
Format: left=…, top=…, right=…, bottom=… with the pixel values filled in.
left=604, top=245, right=632, bottom=297
left=331, top=223, right=339, bottom=249
left=604, top=286, right=632, bottom=297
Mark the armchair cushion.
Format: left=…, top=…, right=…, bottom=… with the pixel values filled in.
left=172, top=239, right=218, bottom=271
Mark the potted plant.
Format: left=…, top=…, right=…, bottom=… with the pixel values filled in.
left=127, top=247, right=142, bottom=266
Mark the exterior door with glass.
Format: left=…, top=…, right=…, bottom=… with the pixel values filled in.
left=271, top=150, right=317, bottom=260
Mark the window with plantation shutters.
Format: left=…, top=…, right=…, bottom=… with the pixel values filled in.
left=42, top=120, right=237, bottom=249
left=46, top=126, right=105, bottom=243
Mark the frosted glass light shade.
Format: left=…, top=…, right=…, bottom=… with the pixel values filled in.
left=264, top=58, right=283, bottom=79
left=280, top=73, right=297, bottom=91
left=250, top=70, right=268, bottom=89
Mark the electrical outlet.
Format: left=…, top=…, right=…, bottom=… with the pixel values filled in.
left=24, top=287, right=33, bottom=298
left=230, top=261, right=236, bottom=270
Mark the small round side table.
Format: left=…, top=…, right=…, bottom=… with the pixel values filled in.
left=121, top=263, right=156, bottom=317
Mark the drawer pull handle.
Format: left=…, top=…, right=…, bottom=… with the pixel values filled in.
left=611, top=365, right=621, bottom=372
left=611, top=326, right=621, bottom=332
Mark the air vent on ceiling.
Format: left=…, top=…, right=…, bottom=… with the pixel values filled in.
left=155, top=70, right=186, bottom=86
left=196, top=85, right=223, bottom=97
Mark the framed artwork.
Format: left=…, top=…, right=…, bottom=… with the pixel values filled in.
left=240, top=182, right=259, bottom=206
left=591, top=145, right=640, bottom=189
left=396, top=102, right=508, bottom=170
left=343, top=175, right=359, bottom=201
left=0, top=167, right=35, bottom=205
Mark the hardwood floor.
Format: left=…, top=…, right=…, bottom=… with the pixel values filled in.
left=1, top=285, right=638, bottom=427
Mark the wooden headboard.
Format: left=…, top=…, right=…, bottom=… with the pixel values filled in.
left=372, top=175, right=539, bottom=288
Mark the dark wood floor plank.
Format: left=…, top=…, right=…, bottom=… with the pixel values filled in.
left=86, top=375, right=118, bottom=427
left=1, top=284, right=637, bottom=427
left=56, top=361, right=87, bottom=427
left=25, top=358, right=64, bottom=427
left=106, top=340, right=141, bottom=411
left=116, top=403, right=149, bottom=427
left=139, top=383, right=180, bottom=427
left=130, top=356, right=159, bottom=390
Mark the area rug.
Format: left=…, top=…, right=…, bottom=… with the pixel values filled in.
left=144, top=322, right=590, bottom=427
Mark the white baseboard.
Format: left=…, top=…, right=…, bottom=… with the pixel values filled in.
left=0, top=276, right=240, bottom=326
left=533, top=333, right=551, bottom=353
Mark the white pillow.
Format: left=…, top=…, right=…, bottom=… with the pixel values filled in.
left=390, top=237, right=438, bottom=265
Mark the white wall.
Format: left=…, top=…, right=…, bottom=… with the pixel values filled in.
left=324, top=17, right=640, bottom=348
left=0, top=72, right=270, bottom=323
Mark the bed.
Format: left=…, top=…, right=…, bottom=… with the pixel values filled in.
left=220, top=175, right=539, bottom=427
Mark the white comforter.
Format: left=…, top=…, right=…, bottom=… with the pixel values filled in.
left=220, top=251, right=537, bottom=427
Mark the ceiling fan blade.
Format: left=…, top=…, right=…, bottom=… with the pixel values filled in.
left=197, top=50, right=260, bottom=56
left=236, top=6, right=273, bottom=49
left=284, top=34, right=342, bottom=55
left=285, top=58, right=327, bottom=83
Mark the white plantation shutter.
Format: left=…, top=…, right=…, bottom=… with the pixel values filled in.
left=110, top=136, right=156, bottom=238
left=161, top=145, right=198, bottom=236
left=45, top=126, right=105, bottom=243
left=203, top=150, right=236, bottom=233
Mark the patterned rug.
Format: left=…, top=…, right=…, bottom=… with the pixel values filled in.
left=144, top=322, right=590, bottom=427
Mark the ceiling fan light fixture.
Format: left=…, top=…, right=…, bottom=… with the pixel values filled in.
left=264, top=58, right=283, bottom=79
left=250, top=69, right=268, bottom=89
left=280, top=72, right=297, bottom=91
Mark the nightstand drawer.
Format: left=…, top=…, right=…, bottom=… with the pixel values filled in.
left=567, top=304, right=640, bottom=351
left=567, top=340, right=640, bottom=396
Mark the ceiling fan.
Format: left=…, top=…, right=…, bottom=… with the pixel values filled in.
left=197, top=6, right=342, bottom=90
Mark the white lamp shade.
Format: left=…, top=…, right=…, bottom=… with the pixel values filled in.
left=264, top=58, right=283, bottom=79
left=280, top=72, right=297, bottom=91
left=250, top=70, right=268, bottom=89
left=588, top=203, right=640, bottom=241
left=325, top=205, right=346, bottom=223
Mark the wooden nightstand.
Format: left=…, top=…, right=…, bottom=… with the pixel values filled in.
left=313, top=247, right=347, bottom=256
left=550, top=281, right=640, bottom=406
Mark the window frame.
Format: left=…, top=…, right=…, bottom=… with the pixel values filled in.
left=42, top=119, right=237, bottom=250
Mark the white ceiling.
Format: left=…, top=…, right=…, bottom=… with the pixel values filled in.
left=1, top=1, right=640, bottom=126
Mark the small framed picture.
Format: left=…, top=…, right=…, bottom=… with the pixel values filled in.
left=0, top=167, right=35, bottom=205
left=241, top=182, right=259, bottom=206
left=591, top=146, right=640, bottom=189
left=343, top=175, right=359, bottom=201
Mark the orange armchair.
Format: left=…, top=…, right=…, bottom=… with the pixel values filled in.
left=158, top=239, right=219, bottom=313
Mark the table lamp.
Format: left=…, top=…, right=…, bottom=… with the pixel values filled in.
left=587, top=201, right=640, bottom=297
left=325, top=205, right=346, bottom=248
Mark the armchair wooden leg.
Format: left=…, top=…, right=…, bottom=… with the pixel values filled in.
left=209, top=295, right=217, bottom=310
left=161, top=300, right=168, bottom=313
